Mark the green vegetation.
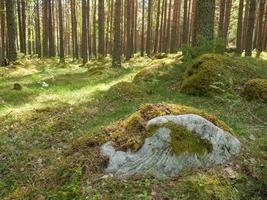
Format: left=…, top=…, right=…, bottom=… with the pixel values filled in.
left=180, top=53, right=266, bottom=96
left=148, top=122, right=213, bottom=156
left=242, top=79, right=267, bottom=102
left=0, top=54, right=267, bottom=199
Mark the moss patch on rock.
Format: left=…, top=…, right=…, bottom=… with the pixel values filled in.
left=242, top=79, right=267, bottom=102
left=180, top=54, right=259, bottom=96
left=104, top=103, right=233, bottom=152
left=148, top=122, right=213, bottom=156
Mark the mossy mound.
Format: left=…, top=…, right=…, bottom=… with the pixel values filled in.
left=180, top=54, right=259, bottom=96
left=104, top=103, right=233, bottom=152
left=242, top=79, right=267, bottom=102
left=104, top=81, right=145, bottom=101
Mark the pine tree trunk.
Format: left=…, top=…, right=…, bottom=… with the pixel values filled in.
left=5, top=0, right=17, bottom=61
left=0, top=0, right=6, bottom=63
left=42, top=0, right=49, bottom=57
left=183, top=0, right=189, bottom=44
left=82, top=0, right=88, bottom=64
left=245, top=0, right=256, bottom=56
left=93, top=0, right=97, bottom=57
left=141, top=0, right=145, bottom=56
left=224, top=0, right=232, bottom=42
left=58, top=0, right=65, bottom=61
left=154, top=0, right=161, bottom=53
left=192, top=0, right=216, bottom=46
left=262, top=3, right=267, bottom=50
left=242, top=0, right=250, bottom=51
left=21, top=0, right=27, bottom=54
left=146, top=0, right=152, bottom=55
left=256, top=0, right=265, bottom=52
left=126, top=0, right=132, bottom=60
left=112, top=0, right=122, bottom=67
left=71, top=0, right=78, bottom=59
left=218, top=0, right=226, bottom=38
left=236, top=0, right=244, bottom=53
left=87, top=0, right=91, bottom=58
left=165, top=0, right=172, bottom=52
left=98, top=0, right=105, bottom=58
left=34, top=0, right=41, bottom=57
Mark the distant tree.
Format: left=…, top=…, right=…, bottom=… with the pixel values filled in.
left=34, top=0, right=41, bottom=57
left=82, top=0, right=88, bottom=64
left=141, top=0, right=145, bottom=56
left=42, top=0, right=49, bottom=57
left=0, top=0, right=6, bottom=63
left=112, top=0, right=122, bottom=67
left=58, top=0, right=65, bottom=62
left=183, top=0, right=189, bottom=44
left=154, top=0, right=161, bottom=53
left=5, top=0, right=17, bottom=61
left=192, top=0, right=216, bottom=46
left=218, top=0, right=226, bottom=38
left=224, top=0, right=232, bottom=41
left=126, top=0, right=132, bottom=60
left=71, top=0, right=78, bottom=59
left=48, top=0, right=55, bottom=57
left=92, top=0, right=97, bottom=57
left=236, top=0, right=244, bottom=53
left=98, top=0, right=105, bottom=58
left=146, top=0, right=152, bottom=55
left=245, top=0, right=256, bottom=56
left=256, top=0, right=265, bottom=53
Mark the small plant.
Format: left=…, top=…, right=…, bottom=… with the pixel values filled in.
left=182, top=35, right=225, bottom=61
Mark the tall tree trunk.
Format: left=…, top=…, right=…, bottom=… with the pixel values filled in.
left=34, top=0, right=41, bottom=57
left=87, top=0, right=91, bottom=58
left=48, top=0, right=55, bottom=57
left=256, top=0, right=265, bottom=52
left=170, top=0, right=178, bottom=53
left=154, top=0, right=161, bottom=53
left=93, top=0, right=97, bottom=57
left=82, top=0, right=88, bottom=64
left=58, top=0, right=64, bottom=62
left=71, top=0, right=78, bottom=59
left=0, top=0, right=6, bottom=63
left=242, top=0, right=250, bottom=51
left=28, top=5, right=32, bottom=55
left=224, top=0, right=232, bottom=42
left=42, top=0, right=49, bottom=57
left=236, top=0, right=244, bottom=53
left=159, top=0, right=165, bottom=52
left=126, top=0, right=132, bottom=60
left=262, top=3, right=267, bottom=50
left=146, top=0, right=152, bottom=55
left=141, top=0, right=145, bottom=56
left=21, top=0, right=27, bottom=54
left=98, top=0, right=105, bottom=58
left=245, top=0, right=256, bottom=56
left=165, top=0, right=172, bottom=52
left=183, top=0, right=189, bottom=44
left=112, top=0, right=122, bottom=67
left=5, top=0, right=17, bottom=61
left=192, top=0, right=216, bottom=46
left=218, top=0, right=226, bottom=38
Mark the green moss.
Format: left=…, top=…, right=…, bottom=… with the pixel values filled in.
left=180, top=54, right=259, bottom=96
left=242, top=79, right=267, bottom=102
left=148, top=122, right=213, bottom=156
left=107, top=103, right=233, bottom=152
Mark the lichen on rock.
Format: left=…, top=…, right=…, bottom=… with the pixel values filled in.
left=101, top=114, right=241, bottom=179
left=242, top=79, right=267, bottom=102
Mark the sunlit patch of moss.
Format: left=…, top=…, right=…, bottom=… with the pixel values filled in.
left=148, top=122, right=212, bottom=156
left=105, top=103, right=233, bottom=152
left=103, top=81, right=145, bottom=102
left=180, top=54, right=259, bottom=96
left=242, top=79, right=267, bottom=102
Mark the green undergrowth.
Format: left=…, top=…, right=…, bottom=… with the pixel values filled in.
left=0, top=54, right=266, bottom=199
left=242, top=79, right=267, bottom=102
left=180, top=53, right=267, bottom=96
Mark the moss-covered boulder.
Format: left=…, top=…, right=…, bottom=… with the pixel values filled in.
left=242, top=79, right=267, bottom=102
left=180, top=54, right=259, bottom=96
left=104, top=103, right=233, bottom=152
left=101, top=114, right=240, bottom=179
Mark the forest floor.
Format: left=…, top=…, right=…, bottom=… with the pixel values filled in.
left=0, top=53, right=266, bottom=199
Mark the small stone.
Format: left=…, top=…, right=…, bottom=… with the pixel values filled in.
left=249, top=134, right=256, bottom=141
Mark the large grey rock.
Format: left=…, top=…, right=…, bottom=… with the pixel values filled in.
left=101, top=114, right=241, bottom=179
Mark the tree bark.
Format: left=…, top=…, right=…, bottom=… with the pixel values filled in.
left=236, top=0, right=244, bottom=53
left=245, top=0, right=256, bottom=56
left=82, top=0, right=88, bottom=64
left=58, top=0, right=65, bottom=61
left=146, top=0, right=152, bottom=55
left=98, top=0, right=105, bottom=58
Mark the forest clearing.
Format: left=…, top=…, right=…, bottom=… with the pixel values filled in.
left=0, top=0, right=267, bottom=199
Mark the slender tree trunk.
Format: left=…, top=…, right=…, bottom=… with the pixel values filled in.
left=236, top=0, right=244, bottom=53
left=218, top=0, right=226, bottom=38
left=154, top=0, right=161, bottom=53
left=242, top=0, right=250, bottom=51
left=141, top=0, right=145, bottom=56
left=112, top=0, right=122, bottom=67
left=93, top=0, right=97, bottom=57
left=71, top=0, right=78, bottom=59
left=28, top=5, right=32, bottom=55
left=87, top=0, right=91, bottom=58
left=98, top=0, right=105, bottom=58
left=146, top=0, right=152, bottom=55
left=58, top=0, right=64, bottom=62
left=224, top=0, right=232, bottom=42
left=245, top=0, right=256, bottom=56
left=262, top=3, right=267, bottom=50
left=0, top=0, right=6, bottom=63
left=256, top=0, right=265, bottom=52
left=183, top=0, right=189, bottom=44
left=42, top=0, right=49, bottom=57
left=5, top=0, right=17, bottom=61
left=34, top=0, right=41, bottom=57
left=21, top=0, right=27, bottom=54
left=159, top=0, right=165, bottom=52
left=82, top=0, right=88, bottom=64
left=126, top=0, right=132, bottom=60
left=165, top=0, right=172, bottom=52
